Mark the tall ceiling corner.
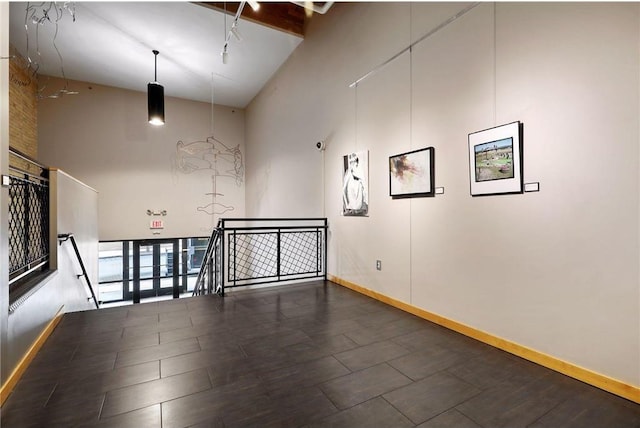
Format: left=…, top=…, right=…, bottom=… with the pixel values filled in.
left=196, top=2, right=310, bottom=38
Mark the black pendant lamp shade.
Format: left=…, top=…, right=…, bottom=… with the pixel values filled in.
left=148, top=50, right=165, bottom=125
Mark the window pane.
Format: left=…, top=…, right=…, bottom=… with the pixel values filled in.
left=99, top=241, right=123, bottom=282
left=188, top=237, right=209, bottom=272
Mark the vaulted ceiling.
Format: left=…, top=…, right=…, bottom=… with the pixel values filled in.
left=8, top=2, right=323, bottom=108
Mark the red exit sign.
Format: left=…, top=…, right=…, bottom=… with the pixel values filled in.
left=150, top=220, right=164, bottom=229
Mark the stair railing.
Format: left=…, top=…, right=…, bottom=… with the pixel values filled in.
left=192, top=220, right=222, bottom=296
left=58, top=233, right=99, bottom=309
left=194, top=218, right=327, bottom=297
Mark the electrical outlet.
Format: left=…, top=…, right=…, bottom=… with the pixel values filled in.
left=376, top=260, right=382, bottom=271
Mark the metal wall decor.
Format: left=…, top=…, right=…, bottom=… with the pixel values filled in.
left=173, top=136, right=244, bottom=218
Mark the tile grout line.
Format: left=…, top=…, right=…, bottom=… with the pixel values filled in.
left=378, top=394, right=415, bottom=426
left=455, top=406, right=486, bottom=428
left=42, top=382, right=58, bottom=408
left=97, top=391, right=107, bottom=421
left=523, top=398, right=566, bottom=428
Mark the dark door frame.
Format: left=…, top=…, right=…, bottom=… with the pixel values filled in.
left=128, top=239, right=181, bottom=304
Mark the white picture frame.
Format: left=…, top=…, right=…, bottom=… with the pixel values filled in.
left=468, top=121, right=523, bottom=196
left=342, top=150, right=369, bottom=216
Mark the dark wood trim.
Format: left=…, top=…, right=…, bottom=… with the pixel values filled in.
left=196, top=2, right=305, bottom=37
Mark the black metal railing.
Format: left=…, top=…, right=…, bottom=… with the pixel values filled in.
left=8, top=148, right=50, bottom=287
left=194, top=218, right=327, bottom=297
left=193, top=220, right=222, bottom=296
left=58, top=233, right=99, bottom=309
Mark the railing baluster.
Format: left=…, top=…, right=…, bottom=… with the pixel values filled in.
left=24, top=175, right=30, bottom=267
left=316, top=227, right=320, bottom=275
left=232, top=230, right=237, bottom=288
left=194, top=219, right=328, bottom=296
left=277, top=228, right=281, bottom=281
left=207, top=251, right=213, bottom=294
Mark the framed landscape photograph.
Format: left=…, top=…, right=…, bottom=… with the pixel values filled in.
left=468, top=121, right=523, bottom=196
left=389, top=147, right=435, bottom=198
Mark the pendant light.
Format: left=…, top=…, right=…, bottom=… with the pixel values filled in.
left=148, top=50, right=165, bottom=125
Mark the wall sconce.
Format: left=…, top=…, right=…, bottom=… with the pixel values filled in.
left=148, top=50, right=165, bottom=125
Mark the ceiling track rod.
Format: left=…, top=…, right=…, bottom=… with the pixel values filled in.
left=225, top=0, right=246, bottom=45
left=349, top=2, right=480, bottom=88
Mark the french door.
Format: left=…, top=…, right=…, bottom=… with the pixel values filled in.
left=125, top=239, right=182, bottom=303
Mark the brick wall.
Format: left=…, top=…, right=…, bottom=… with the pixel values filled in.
left=9, top=45, right=37, bottom=159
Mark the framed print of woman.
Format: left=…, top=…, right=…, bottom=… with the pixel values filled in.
left=342, top=151, right=369, bottom=216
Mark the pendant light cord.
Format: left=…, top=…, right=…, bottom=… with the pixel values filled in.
left=153, top=50, right=159, bottom=82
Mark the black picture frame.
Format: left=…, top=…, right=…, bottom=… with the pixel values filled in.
left=389, top=147, right=435, bottom=199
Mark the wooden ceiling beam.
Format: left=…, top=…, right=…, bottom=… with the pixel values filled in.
left=196, top=2, right=306, bottom=38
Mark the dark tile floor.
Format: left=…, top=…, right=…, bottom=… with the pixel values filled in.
left=2, top=280, right=640, bottom=427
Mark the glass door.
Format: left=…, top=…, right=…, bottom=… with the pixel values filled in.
left=129, top=239, right=181, bottom=303
left=99, top=237, right=209, bottom=305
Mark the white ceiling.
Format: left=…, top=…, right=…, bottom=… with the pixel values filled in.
left=9, top=2, right=303, bottom=108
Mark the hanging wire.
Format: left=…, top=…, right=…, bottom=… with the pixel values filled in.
left=409, top=4, right=413, bottom=152
left=408, top=2, right=413, bottom=304
left=211, top=72, right=219, bottom=137
left=493, top=2, right=497, bottom=126
left=211, top=75, right=219, bottom=228
left=354, top=83, right=358, bottom=151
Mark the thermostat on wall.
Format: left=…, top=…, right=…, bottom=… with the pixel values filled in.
left=1, top=175, right=10, bottom=187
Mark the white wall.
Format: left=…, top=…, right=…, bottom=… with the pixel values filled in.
left=6, top=170, right=97, bottom=378
left=1, top=1, right=11, bottom=385
left=38, top=77, right=245, bottom=240
left=245, top=3, right=640, bottom=387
